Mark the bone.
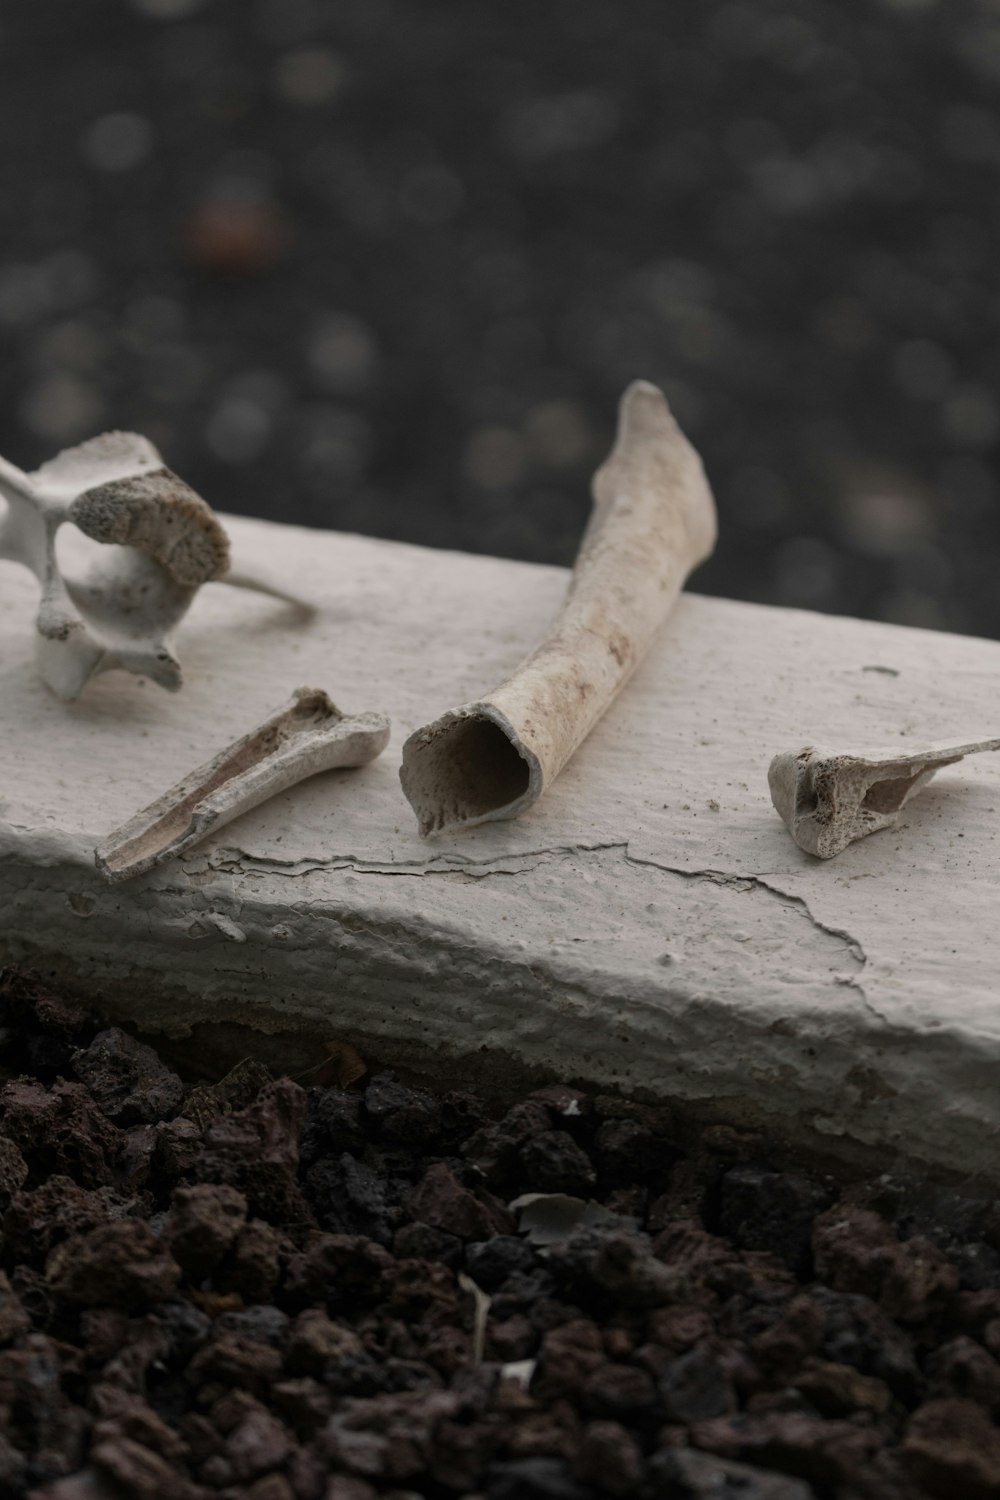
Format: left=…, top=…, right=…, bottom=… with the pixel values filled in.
left=95, top=687, right=390, bottom=883
left=399, top=380, right=718, bottom=835
left=0, top=431, right=307, bottom=700
left=768, top=737, right=1000, bottom=859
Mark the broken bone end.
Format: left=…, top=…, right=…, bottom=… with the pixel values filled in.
left=95, top=687, right=391, bottom=883
left=768, top=743, right=973, bottom=859
left=593, top=379, right=718, bottom=566
left=69, top=468, right=231, bottom=587
left=399, top=703, right=542, bottom=837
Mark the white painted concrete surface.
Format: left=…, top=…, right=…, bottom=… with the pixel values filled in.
left=2, top=515, right=999, bottom=1176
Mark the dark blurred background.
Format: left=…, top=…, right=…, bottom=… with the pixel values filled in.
left=2, top=0, right=999, bottom=634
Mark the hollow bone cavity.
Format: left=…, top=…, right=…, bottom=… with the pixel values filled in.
left=0, top=431, right=304, bottom=700
left=768, top=738, right=1000, bottom=859
left=96, top=686, right=390, bottom=883
left=399, top=380, right=718, bottom=834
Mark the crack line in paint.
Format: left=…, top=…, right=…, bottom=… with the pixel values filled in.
left=621, top=849, right=887, bottom=1026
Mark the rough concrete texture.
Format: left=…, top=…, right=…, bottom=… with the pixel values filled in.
left=1, top=515, right=999, bottom=1178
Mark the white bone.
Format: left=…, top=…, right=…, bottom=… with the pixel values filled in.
left=0, top=432, right=306, bottom=700
left=399, top=380, right=718, bottom=834
left=768, top=737, right=1000, bottom=859
left=95, top=686, right=390, bottom=883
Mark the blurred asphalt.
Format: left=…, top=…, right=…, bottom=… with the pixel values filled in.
left=2, top=0, right=1000, bottom=634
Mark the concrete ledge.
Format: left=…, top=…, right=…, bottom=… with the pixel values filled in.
left=2, top=516, right=999, bottom=1179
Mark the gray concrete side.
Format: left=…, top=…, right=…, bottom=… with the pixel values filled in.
left=2, top=516, right=999, bottom=1178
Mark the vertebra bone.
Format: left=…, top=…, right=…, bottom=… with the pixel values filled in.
left=768, top=738, right=1000, bottom=859
left=399, top=381, right=717, bottom=835
left=95, top=686, right=390, bottom=883
left=0, top=431, right=305, bottom=700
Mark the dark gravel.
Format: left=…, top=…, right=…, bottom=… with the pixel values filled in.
left=2, top=0, right=1000, bottom=636
left=4, top=968, right=1000, bottom=1498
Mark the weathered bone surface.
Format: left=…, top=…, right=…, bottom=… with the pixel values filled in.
left=769, top=738, right=1000, bottom=858
left=95, top=687, right=390, bottom=883
left=399, top=380, right=718, bottom=834
left=0, top=431, right=303, bottom=700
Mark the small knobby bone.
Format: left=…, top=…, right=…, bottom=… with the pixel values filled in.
left=768, top=737, right=1000, bottom=859
left=95, top=686, right=390, bottom=883
left=0, top=431, right=307, bottom=701
left=399, top=380, right=718, bottom=835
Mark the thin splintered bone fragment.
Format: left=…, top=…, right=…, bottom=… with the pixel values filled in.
left=0, top=432, right=308, bottom=700
left=768, top=737, right=1000, bottom=859
left=399, top=381, right=718, bottom=835
left=95, top=687, right=390, bottom=883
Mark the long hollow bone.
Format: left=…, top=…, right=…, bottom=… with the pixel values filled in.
left=399, top=381, right=718, bottom=835
left=95, top=686, right=391, bottom=883
left=0, top=431, right=304, bottom=700
left=768, top=738, right=1000, bottom=859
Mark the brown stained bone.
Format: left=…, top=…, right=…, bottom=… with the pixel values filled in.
left=768, top=737, right=1000, bottom=859
left=95, top=687, right=390, bottom=883
left=399, top=381, right=718, bottom=835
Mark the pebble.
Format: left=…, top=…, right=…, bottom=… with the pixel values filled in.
left=2, top=977, right=1000, bottom=1498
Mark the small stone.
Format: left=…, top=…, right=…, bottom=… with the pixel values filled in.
left=226, top=1402, right=294, bottom=1481
left=299, top=1088, right=364, bottom=1166
left=535, top=1319, right=605, bottom=1399
left=181, top=1059, right=272, bottom=1129
left=581, top=1361, right=658, bottom=1418
left=196, top=1078, right=308, bottom=1223
left=285, top=1309, right=364, bottom=1376
left=462, top=1102, right=554, bottom=1190
left=486, top=1457, right=592, bottom=1500
left=404, top=1163, right=515, bottom=1241
left=72, top=1027, right=184, bottom=1123
left=519, top=1131, right=596, bottom=1197
left=163, top=1183, right=248, bottom=1279
left=325, top=1478, right=378, bottom=1500
left=393, top=1221, right=463, bottom=1267
left=187, top=1331, right=282, bottom=1395
left=154, top=1117, right=203, bottom=1179
left=0, top=1270, right=31, bottom=1343
left=880, top=1233, right=960, bottom=1325
left=487, top=1313, right=537, bottom=1362
left=687, top=1409, right=880, bottom=1491
left=229, top=1219, right=288, bottom=1303
left=91, top=1392, right=188, bottom=1464
left=91, top=1435, right=200, bottom=1500
left=649, top=1447, right=815, bottom=1499
left=952, top=1240, right=1000, bottom=1292
left=3, top=1175, right=112, bottom=1264
left=305, top=1153, right=394, bottom=1243
left=813, top=1287, right=919, bottom=1400
left=902, top=1397, right=1000, bottom=1497
left=593, top=1118, right=667, bottom=1182
left=646, top=1304, right=715, bottom=1355
left=811, top=1204, right=898, bottom=1296
left=925, top=1336, right=1000, bottom=1416
left=46, top=1221, right=180, bottom=1312
left=271, top=1376, right=332, bottom=1434
left=0, top=1077, right=122, bottom=1187
left=363, top=1072, right=442, bottom=1145
left=216, top=1303, right=289, bottom=1348
left=158, top=1301, right=212, bottom=1363
left=718, top=1166, right=832, bottom=1274
left=0, top=1135, right=28, bottom=1209
left=244, top=1476, right=296, bottom=1500
left=549, top=1227, right=682, bottom=1308
left=465, top=1235, right=538, bottom=1291
left=574, top=1420, right=643, bottom=1497
left=660, top=1341, right=738, bottom=1422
